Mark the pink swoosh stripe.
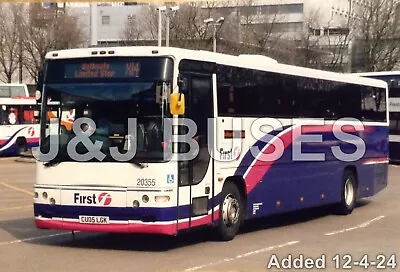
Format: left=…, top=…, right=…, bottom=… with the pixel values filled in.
left=244, top=124, right=375, bottom=193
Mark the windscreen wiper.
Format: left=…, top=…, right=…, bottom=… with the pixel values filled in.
left=43, top=160, right=60, bottom=167
left=131, top=161, right=148, bottom=169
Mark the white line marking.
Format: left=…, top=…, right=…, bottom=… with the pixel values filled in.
left=0, top=205, right=31, bottom=212
left=0, top=182, right=33, bottom=196
left=324, top=215, right=385, bottom=236
left=0, top=232, right=76, bottom=246
left=183, top=240, right=299, bottom=272
left=0, top=198, right=31, bottom=202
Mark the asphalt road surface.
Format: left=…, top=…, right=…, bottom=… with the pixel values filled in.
left=0, top=157, right=399, bottom=272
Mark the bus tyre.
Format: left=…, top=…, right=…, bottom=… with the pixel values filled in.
left=337, top=169, right=357, bottom=215
left=16, top=138, right=27, bottom=156
left=215, top=182, right=243, bottom=241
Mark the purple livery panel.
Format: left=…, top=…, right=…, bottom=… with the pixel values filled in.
left=233, top=124, right=388, bottom=219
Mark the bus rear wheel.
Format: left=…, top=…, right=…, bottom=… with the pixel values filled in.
left=336, top=169, right=357, bottom=215
left=215, top=182, right=243, bottom=241
left=16, top=138, right=27, bottom=156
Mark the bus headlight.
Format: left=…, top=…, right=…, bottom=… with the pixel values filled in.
left=133, top=200, right=140, bottom=208
left=42, top=192, right=48, bottom=199
left=142, top=195, right=149, bottom=203
left=50, top=198, right=56, bottom=205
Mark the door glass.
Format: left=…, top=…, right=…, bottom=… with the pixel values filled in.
left=190, top=76, right=213, bottom=185
left=178, top=74, right=213, bottom=186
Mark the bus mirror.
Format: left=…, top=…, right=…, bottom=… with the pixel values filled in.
left=170, top=93, right=185, bottom=115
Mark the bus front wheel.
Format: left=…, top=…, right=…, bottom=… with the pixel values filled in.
left=215, top=182, right=244, bottom=241
left=336, top=169, right=357, bottom=215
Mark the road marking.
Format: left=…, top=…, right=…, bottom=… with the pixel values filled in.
left=0, top=205, right=31, bottom=212
left=183, top=240, right=300, bottom=272
left=324, top=215, right=385, bottom=236
left=0, top=198, right=31, bottom=203
left=0, top=182, right=33, bottom=196
left=0, top=232, right=78, bottom=246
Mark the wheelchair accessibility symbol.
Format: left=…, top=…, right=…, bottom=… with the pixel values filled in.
left=167, top=174, right=175, bottom=184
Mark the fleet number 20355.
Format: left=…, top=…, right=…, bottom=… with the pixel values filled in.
left=137, top=178, right=156, bottom=186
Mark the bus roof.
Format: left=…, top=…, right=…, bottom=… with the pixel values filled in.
left=352, top=71, right=400, bottom=77
left=0, top=83, right=28, bottom=86
left=0, top=97, right=36, bottom=105
left=45, top=46, right=388, bottom=89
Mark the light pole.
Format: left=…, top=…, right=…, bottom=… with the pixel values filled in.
left=90, top=2, right=98, bottom=46
left=157, top=6, right=166, bottom=47
left=165, top=6, right=179, bottom=47
left=203, top=17, right=225, bottom=52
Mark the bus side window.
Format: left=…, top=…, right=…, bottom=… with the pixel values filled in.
left=7, top=107, right=18, bottom=125
left=0, top=105, right=7, bottom=124
left=22, top=105, right=39, bottom=124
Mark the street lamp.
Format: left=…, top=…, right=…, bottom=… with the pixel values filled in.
left=157, top=6, right=166, bottom=47
left=203, top=16, right=225, bottom=52
left=166, top=6, right=179, bottom=47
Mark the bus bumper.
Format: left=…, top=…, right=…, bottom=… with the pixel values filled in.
left=34, top=217, right=178, bottom=235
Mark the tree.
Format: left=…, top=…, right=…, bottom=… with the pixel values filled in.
left=165, top=1, right=218, bottom=49
left=120, top=13, right=144, bottom=44
left=352, top=0, right=400, bottom=72
left=292, top=7, right=325, bottom=68
left=120, top=1, right=231, bottom=51
left=323, top=1, right=354, bottom=72
left=0, top=3, right=24, bottom=83
left=21, top=4, right=85, bottom=82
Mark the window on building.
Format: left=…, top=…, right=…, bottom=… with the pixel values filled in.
left=324, top=27, right=350, bottom=36
left=128, top=14, right=136, bottom=24
left=102, top=15, right=110, bottom=25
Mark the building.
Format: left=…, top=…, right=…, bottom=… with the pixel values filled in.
left=65, top=2, right=147, bottom=46
left=62, top=0, right=355, bottom=70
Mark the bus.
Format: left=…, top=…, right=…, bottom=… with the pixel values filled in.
left=0, top=83, right=29, bottom=98
left=0, top=95, right=75, bottom=156
left=353, top=71, right=400, bottom=162
left=33, top=46, right=389, bottom=241
left=0, top=96, right=40, bottom=155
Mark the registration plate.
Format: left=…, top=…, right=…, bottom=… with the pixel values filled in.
left=79, top=215, right=110, bottom=224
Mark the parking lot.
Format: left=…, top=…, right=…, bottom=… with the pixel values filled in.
left=0, top=157, right=399, bottom=272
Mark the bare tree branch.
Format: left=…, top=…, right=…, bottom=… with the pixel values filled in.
left=353, top=0, right=400, bottom=71
left=19, top=4, right=85, bottom=82
left=0, top=3, right=24, bottom=83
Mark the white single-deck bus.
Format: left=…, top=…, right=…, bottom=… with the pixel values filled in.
left=0, top=96, right=74, bottom=156
left=354, top=71, right=400, bottom=162
left=0, top=83, right=29, bottom=98
left=33, top=47, right=389, bottom=241
left=0, top=96, right=40, bottom=155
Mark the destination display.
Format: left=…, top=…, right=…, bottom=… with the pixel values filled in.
left=64, top=61, right=141, bottom=79
left=45, top=57, right=174, bottom=83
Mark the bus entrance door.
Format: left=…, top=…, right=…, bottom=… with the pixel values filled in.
left=177, top=73, right=215, bottom=230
